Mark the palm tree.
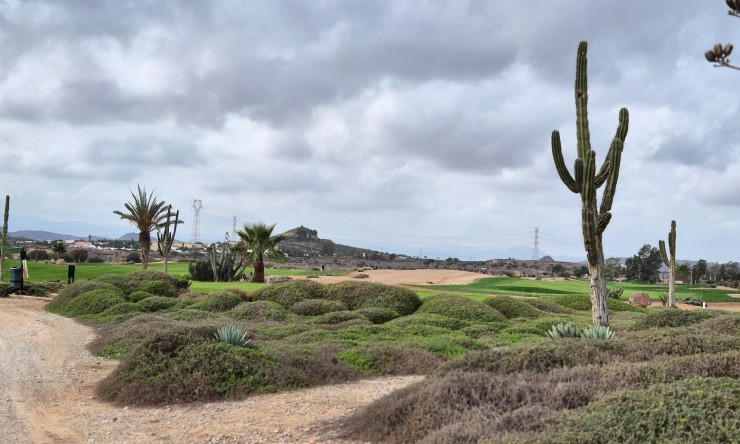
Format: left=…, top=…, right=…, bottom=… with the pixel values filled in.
left=113, top=185, right=169, bottom=270
left=236, top=222, right=287, bottom=283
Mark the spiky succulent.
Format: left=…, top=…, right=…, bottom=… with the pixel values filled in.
left=580, top=325, right=615, bottom=340
left=545, top=322, right=582, bottom=339
left=214, top=324, right=253, bottom=347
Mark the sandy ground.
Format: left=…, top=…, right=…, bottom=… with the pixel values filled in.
left=0, top=296, right=422, bottom=444
left=303, top=268, right=486, bottom=286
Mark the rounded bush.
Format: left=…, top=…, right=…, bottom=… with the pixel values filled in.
left=63, top=288, right=127, bottom=316
left=389, top=313, right=473, bottom=330
left=632, top=309, right=719, bottom=330
left=323, top=281, right=422, bottom=315
left=137, top=280, right=178, bottom=298
left=98, top=302, right=147, bottom=317
left=92, top=274, right=133, bottom=293
left=524, top=299, right=576, bottom=314
left=250, top=280, right=327, bottom=308
left=230, top=301, right=289, bottom=321
left=127, top=291, right=156, bottom=303
left=189, top=292, right=243, bottom=312
left=128, top=270, right=178, bottom=297
left=50, top=281, right=120, bottom=310
left=139, top=296, right=179, bottom=312
left=547, top=377, right=740, bottom=443
left=98, top=332, right=277, bottom=404
left=419, top=294, right=507, bottom=323
left=291, top=299, right=347, bottom=316
left=310, top=310, right=368, bottom=325
left=355, top=307, right=400, bottom=324
left=484, top=296, right=544, bottom=319
left=548, top=294, right=644, bottom=313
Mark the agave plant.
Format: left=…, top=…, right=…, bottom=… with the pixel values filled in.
left=214, top=324, right=253, bottom=347
left=580, top=325, right=615, bottom=340
left=545, top=322, right=582, bottom=339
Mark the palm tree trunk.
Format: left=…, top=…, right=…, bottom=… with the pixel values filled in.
left=253, top=254, right=265, bottom=283
left=139, top=231, right=151, bottom=270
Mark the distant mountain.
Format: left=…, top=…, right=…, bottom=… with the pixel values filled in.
left=9, top=230, right=110, bottom=241
left=118, top=232, right=140, bottom=241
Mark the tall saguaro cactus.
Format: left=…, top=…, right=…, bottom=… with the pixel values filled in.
left=659, top=220, right=677, bottom=307
left=0, top=195, right=9, bottom=282
left=157, top=206, right=180, bottom=274
left=551, top=41, right=629, bottom=327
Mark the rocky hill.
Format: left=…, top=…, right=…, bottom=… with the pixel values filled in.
left=279, top=226, right=376, bottom=258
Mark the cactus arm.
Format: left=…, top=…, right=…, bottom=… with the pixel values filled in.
left=593, top=160, right=610, bottom=188
left=598, top=138, right=624, bottom=216
left=659, top=240, right=670, bottom=267
left=574, top=158, right=583, bottom=191
left=551, top=131, right=579, bottom=193
left=668, top=220, right=676, bottom=255
left=575, top=41, right=591, bottom=159
left=581, top=150, right=596, bottom=204
left=596, top=212, right=612, bottom=235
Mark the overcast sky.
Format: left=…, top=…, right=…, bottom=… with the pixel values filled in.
left=1, top=0, right=739, bottom=262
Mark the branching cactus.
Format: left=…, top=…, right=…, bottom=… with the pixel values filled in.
left=659, top=220, right=677, bottom=307
left=157, top=206, right=180, bottom=274
left=0, top=195, right=8, bottom=282
left=551, top=41, right=629, bottom=327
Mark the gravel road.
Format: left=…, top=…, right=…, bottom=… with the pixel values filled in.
left=0, top=296, right=422, bottom=443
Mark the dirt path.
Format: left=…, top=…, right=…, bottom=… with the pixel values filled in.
left=0, top=297, right=422, bottom=443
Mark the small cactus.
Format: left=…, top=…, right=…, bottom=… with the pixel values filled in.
left=580, top=325, right=615, bottom=340
left=545, top=322, right=582, bottom=339
left=214, top=324, right=253, bottom=347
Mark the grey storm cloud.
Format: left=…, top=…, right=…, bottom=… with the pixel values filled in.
left=3, top=0, right=740, bottom=261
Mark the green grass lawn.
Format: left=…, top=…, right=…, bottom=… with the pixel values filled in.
left=417, top=276, right=740, bottom=303
left=6, top=260, right=346, bottom=284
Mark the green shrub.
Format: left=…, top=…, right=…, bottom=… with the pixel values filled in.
left=167, top=309, right=215, bottom=320
left=49, top=281, right=120, bottom=309
left=311, top=310, right=368, bottom=325
left=435, top=340, right=619, bottom=376
left=632, top=309, right=719, bottom=330
left=92, top=274, right=133, bottom=293
left=389, top=313, right=473, bottom=330
left=173, top=274, right=191, bottom=290
left=139, top=296, right=179, bottom=312
left=98, top=302, right=147, bottom=317
left=291, top=299, right=347, bottom=316
left=524, top=299, right=576, bottom=314
left=230, top=301, right=289, bottom=321
left=0, top=282, right=13, bottom=296
left=419, top=294, right=507, bottom=323
left=355, top=307, right=400, bottom=324
left=126, top=290, right=155, bottom=303
left=136, top=279, right=178, bottom=298
left=24, top=281, right=64, bottom=297
left=544, top=377, right=740, bottom=443
left=189, top=291, right=243, bottom=312
left=128, top=270, right=178, bottom=296
left=484, top=296, right=543, bottom=319
left=251, top=280, right=326, bottom=308
left=547, top=294, right=643, bottom=313
left=461, top=323, right=508, bottom=338
left=98, top=333, right=277, bottom=404
left=62, top=288, right=127, bottom=316
left=324, top=281, right=421, bottom=315
left=691, top=314, right=740, bottom=336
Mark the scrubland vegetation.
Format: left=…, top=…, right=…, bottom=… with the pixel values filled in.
left=43, top=270, right=740, bottom=442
